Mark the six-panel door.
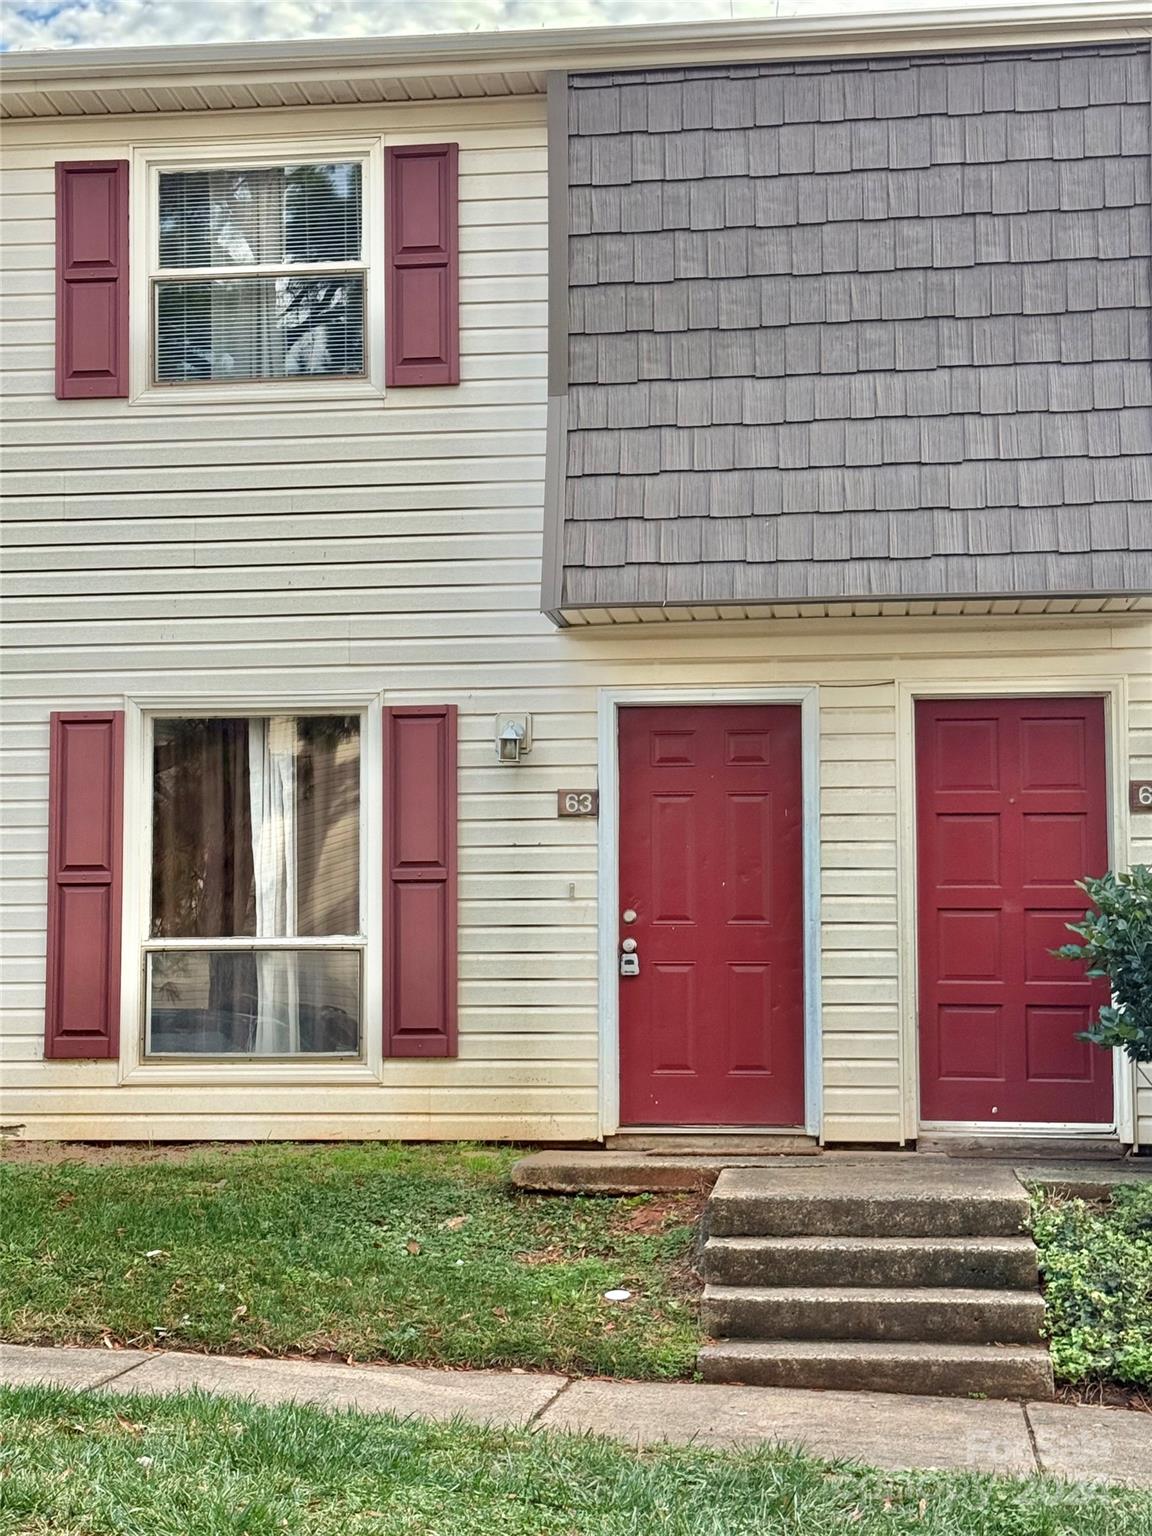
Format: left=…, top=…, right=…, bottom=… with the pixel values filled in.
left=916, top=697, right=1112, bottom=1126
left=617, top=705, right=805, bottom=1127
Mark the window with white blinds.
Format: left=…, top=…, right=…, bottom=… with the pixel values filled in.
left=152, top=162, right=366, bottom=385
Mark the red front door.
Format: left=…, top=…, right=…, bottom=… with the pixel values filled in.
left=917, top=697, right=1112, bottom=1125
left=617, top=705, right=805, bottom=1127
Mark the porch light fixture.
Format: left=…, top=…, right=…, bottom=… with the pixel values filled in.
left=496, top=713, right=531, bottom=764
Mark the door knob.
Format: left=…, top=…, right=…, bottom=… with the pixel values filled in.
left=621, top=938, right=637, bottom=953
left=622, top=909, right=637, bottom=924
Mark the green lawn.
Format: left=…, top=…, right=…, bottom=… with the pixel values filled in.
left=1030, top=1183, right=1152, bottom=1391
left=0, top=1144, right=701, bottom=1379
left=4, top=1143, right=1150, bottom=1393
left=2, top=1386, right=1149, bottom=1536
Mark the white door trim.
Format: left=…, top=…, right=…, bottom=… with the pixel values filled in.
left=596, top=685, right=822, bottom=1139
left=896, top=678, right=1134, bottom=1146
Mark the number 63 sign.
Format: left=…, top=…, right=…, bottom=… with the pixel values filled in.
left=1131, top=781, right=1152, bottom=813
left=557, top=790, right=599, bottom=818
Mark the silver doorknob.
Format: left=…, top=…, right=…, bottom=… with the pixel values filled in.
left=622, top=909, right=637, bottom=923
left=621, top=938, right=637, bottom=953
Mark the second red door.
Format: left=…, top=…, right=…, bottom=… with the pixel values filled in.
left=617, top=705, right=805, bottom=1127
left=917, top=697, right=1112, bottom=1125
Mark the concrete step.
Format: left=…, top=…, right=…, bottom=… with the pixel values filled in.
left=702, top=1285, right=1046, bottom=1344
left=702, top=1234, right=1039, bottom=1290
left=707, top=1164, right=1029, bottom=1238
left=698, top=1339, right=1055, bottom=1400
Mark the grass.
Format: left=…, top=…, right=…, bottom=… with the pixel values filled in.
left=0, top=1143, right=702, bottom=1379
left=5, top=1142, right=1151, bottom=1393
left=1030, top=1182, right=1152, bottom=1391
left=1, top=1386, right=1149, bottom=1536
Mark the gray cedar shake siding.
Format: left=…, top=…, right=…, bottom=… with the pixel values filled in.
left=547, top=44, right=1152, bottom=612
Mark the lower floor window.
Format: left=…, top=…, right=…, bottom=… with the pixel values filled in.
left=145, top=713, right=362, bottom=1058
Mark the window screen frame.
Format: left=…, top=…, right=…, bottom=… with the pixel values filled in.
left=131, top=138, right=385, bottom=406
left=119, top=697, right=384, bottom=1083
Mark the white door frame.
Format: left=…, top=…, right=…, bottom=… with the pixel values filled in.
left=896, top=678, right=1135, bottom=1145
left=596, top=685, right=823, bottom=1139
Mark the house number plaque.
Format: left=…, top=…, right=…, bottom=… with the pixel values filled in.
left=557, top=790, right=598, bottom=817
left=1130, top=781, right=1152, bottom=813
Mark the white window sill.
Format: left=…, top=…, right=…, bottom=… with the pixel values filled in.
left=129, top=380, right=384, bottom=409
left=122, top=1062, right=379, bottom=1087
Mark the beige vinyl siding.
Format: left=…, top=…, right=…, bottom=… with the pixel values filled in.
left=5, top=621, right=1149, bottom=1142
left=1, top=98, right=591, bottom=1142
left=2, top=100, right=1149, bottom=1145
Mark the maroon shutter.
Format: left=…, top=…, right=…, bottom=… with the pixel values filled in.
left=385, top=144, right=459, bottom=387
left=45, top=712, right=125, bottom=1059
left=383, top=705, right=458, bottom=1057
left=55, top=160, right=129, bottom=400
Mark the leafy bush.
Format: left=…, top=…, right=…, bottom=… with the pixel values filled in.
left=1054, top=866, right=1152, bottom=1063
left=1030, top=1183, right=1152, bottom=1388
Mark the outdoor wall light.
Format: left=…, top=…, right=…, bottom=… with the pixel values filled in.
left=496, top=713, right=532, bottom=764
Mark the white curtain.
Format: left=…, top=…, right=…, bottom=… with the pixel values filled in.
left=250, top=716, right=300, bottom=1053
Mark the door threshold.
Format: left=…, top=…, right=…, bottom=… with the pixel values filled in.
left=918, top=1130, right=1126, bottom=1161
left=607, top=1130, right=817, bottom=1156
left=920, top=1121, right=1116, bottom=1135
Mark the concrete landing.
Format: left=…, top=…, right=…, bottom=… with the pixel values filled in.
left=1014, top=1161, right=1152, bottom=1199
left=510, top=1149, right=811, bottom=1194
left=510, top=1149, right=1151, bottom=1197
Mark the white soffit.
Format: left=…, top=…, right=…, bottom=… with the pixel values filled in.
left=558, top=596, right=1152, bottom=626
left=1, top=3, right=1149, bottom=119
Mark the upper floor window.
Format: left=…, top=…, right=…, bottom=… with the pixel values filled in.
left=153, top=162, right=365, bottom=385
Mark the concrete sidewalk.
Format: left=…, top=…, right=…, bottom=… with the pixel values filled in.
left=2, top=1342, right=1149, bottom=1487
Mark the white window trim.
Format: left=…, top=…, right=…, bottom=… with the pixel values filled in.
left=119, top=692, right=384, bottom=1085
left=129, top=136, right=386, bottom=407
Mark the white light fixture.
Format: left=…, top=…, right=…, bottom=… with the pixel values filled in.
left=496, top=712, right=531, bottom=764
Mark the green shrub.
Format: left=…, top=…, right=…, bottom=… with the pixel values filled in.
left=1054, top=866, right=1152, bottom=1063
left=1030, top=1183, right=1152, bottom=1388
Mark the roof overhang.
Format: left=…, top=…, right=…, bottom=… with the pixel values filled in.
left=2, top=3, right=1149, bottom=119
left=554, top=595, right=1152, bottom=627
